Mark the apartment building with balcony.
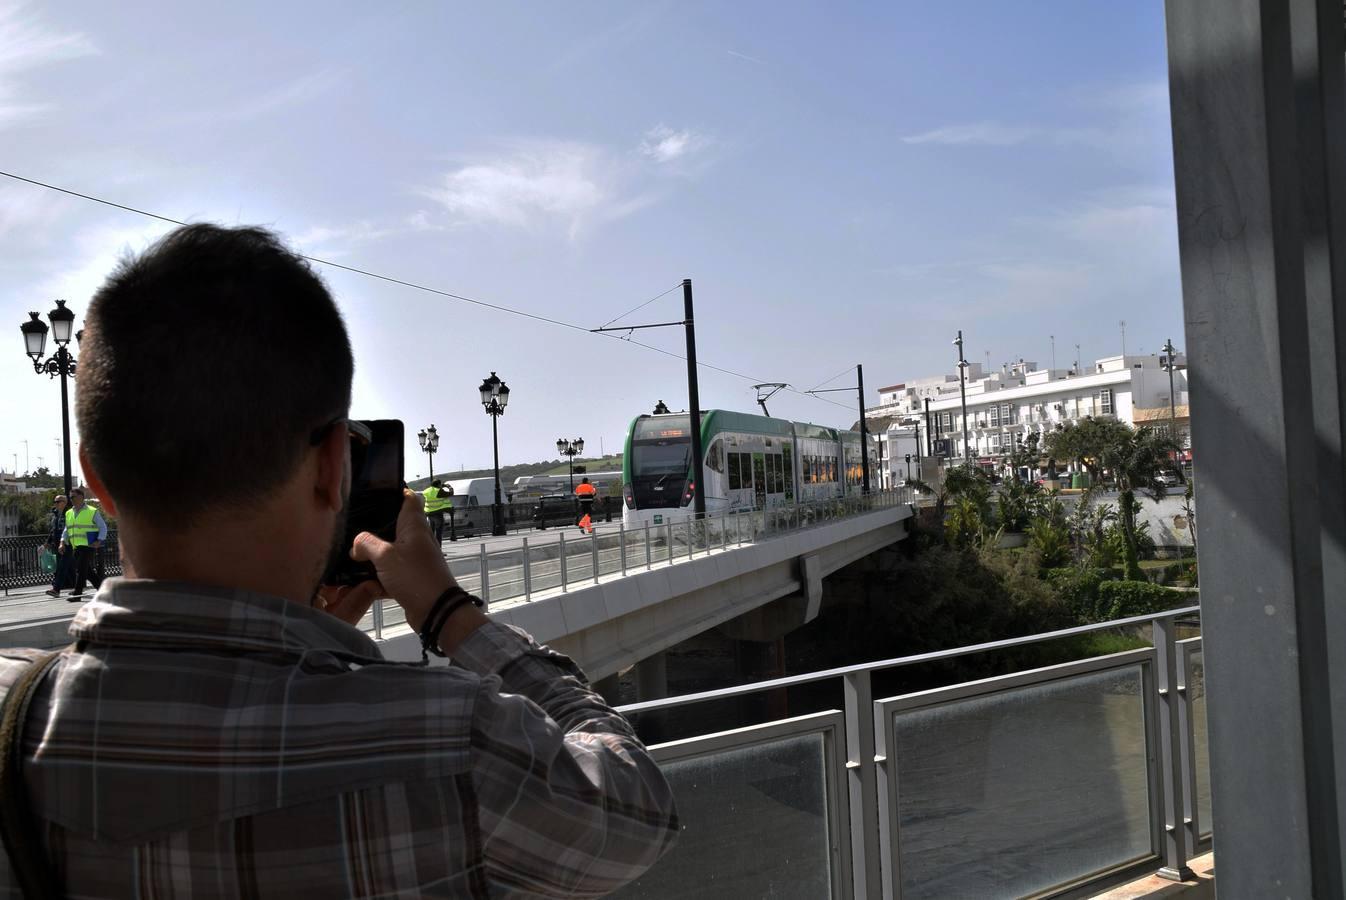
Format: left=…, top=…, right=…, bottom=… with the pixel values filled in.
left=867, top=353, right=1190, bottom=475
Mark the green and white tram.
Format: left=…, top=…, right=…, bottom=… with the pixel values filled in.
left=621, top=408, right=877, bottom=527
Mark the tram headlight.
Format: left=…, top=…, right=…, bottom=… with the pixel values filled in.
left=680, top=481, right=695, bottom=507
left=623, top=483, right=635, bottom=510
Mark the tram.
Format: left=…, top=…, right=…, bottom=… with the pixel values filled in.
left=621, top=408, right=877, bottom=528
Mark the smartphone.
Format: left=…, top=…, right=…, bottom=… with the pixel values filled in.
left=323, top=419, right=405, bottom=586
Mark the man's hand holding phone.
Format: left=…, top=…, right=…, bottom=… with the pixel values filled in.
left=344, top=490, right=488, bottom=653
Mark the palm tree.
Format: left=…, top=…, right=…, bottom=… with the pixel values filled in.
left=1097, top=426, right=1180, bottom=579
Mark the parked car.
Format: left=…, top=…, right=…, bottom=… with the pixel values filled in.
left=1154, top=471, right=1183, bottom=488
left=532, top=494, right=577, bottom=529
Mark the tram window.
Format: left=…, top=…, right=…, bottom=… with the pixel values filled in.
left=783, top=445, right=794, bottom=500
left=728, top=452, right=741, bottom=490
left=707, top=439, right=724, bottom=474
left=770, top=454, right=781, bottom=493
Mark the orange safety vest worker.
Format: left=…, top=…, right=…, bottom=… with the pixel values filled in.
left=575, top=482, right=597, bottom=499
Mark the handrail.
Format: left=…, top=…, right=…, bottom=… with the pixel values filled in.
left=617, top=604, right=1201, bottom=714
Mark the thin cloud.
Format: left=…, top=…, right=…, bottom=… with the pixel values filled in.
left=422, top=141, right=655, bottom=239
left=0, top=2, right=96, bottom=127
left=901, top=122, right=1037, bottom=146
left=202, top=68, right=342, bottom=122
left=727, top=49, right=765, bottom=65
left=639, top=125, right=710, bottom=163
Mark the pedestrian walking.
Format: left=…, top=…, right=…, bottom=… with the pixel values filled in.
left=576, top=476, right=597, bottom=534
left=61, top=487, right=107, bottom=601
left=0, top=224, right=676, bottom=897
left=43, top=494, right=71, bottom=597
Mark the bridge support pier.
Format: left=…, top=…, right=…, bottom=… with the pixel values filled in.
left=636, top=651, right=667, bottom=701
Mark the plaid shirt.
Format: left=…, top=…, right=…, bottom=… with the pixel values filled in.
left=0, top=579, right=677, bottom=898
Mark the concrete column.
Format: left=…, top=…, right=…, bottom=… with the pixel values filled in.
left=1166, top=0, right=1346, bottom=893
left=593, top=672, right=622, bottom=706
left=635, top=651, right=668, bottom=701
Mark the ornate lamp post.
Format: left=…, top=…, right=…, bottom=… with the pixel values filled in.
left=556, top=437, right=584, bottom=495
left=418, top=424, right=440, bottom=479
left=20, top=300, right=81, bottom=498
left=479, top=372, right=510, bottom=536
left=652, top=400, right=670, bottom=415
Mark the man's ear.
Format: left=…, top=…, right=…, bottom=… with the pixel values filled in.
left=315, top=424, right=348, bottom=513
left=78, top=447, right=118, bottom=518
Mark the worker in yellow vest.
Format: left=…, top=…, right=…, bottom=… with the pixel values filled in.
left=59, top=487, right=107, bottom=601
left=575, top=478, right=597, bottom=535
left=423, top=479, right=453, bottom=544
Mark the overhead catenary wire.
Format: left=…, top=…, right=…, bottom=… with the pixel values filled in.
left=806, top=363, right=858, bottom=395
left=0, top=169, right=854, bottom=414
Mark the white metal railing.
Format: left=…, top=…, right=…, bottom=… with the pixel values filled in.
left=611, top=606, right=1208, bottom=899
left=365, top=487, right=915, bottom=638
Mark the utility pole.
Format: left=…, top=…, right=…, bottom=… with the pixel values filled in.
left=1120, top=320, right=1128, bottom=358
left=591, top=278, right=705, bottom=517
left=924, top=397, right=932, bottom=457
left=1050, top=334, right=1056, bottom=372
left=683, top=280, right=706, bottom=517
left=805, top=363, right=871, bottom=493
left=954, top=331, right=971, bottom=465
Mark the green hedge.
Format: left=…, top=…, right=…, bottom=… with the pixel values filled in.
left=1097, top=580, right=1186, bottom=621
left=1043, top=567, right=1123, bottom=622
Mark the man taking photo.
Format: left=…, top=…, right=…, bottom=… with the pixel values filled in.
left=0, top=224, right=677, bottom=897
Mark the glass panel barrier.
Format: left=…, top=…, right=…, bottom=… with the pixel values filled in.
left=883, top=664, right=1153, bottom=898
left=487, top=547, right=526, bottom=603
left=611, top=728, right=838, bottom=899
left=1191, top=650, right=1212, bottom=838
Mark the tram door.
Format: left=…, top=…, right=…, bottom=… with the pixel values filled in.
left=752, top=453, right=766, bottom=509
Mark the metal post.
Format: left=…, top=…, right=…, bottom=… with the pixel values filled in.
left=644, top=522, right=651, bottom=570
left=683, top=279, right=707, bottom=520
left=1177, top=643, right=1202, bottom=851
left=490, top=412, right=505, bottom=536
left=1154, top=614, right=1194, bottom=881
left=924, top=397, right=933, bottom=457
left=372, top=597, right=384, bottom=641
left=619, top=523, right=627, bottom=575
left=665, top=521, right=673, bottom=563
left=844, top=670, right=880, bottom=899
left=559, top=531, right=568, bottom=592
left=58, top=347, right=73, bottom=499
left=591, top=530, right=599, bottom=584
left=956, top=330, right=971, bottom=465
left=479, top=543, right=490, bottom=605
left=686, top=518, right=693, bottom=560
left=722, top=511, right=729, bottom=550
left=857, top=363, right=870, bottom=493
left=522, top=536, right=532, bottom=600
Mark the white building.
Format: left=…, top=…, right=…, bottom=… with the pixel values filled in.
left=867, top=353, right=1190, bottom=476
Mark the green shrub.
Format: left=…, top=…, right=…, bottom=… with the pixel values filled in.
left=1027, top=519, right=1072, bottom=568
left=1097, top=580, right=1185, bottom=621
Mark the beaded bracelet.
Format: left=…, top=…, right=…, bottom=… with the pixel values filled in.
left=419, top=587, right=484, bottom=662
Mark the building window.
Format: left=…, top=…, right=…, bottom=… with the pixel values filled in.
left=1001, top=403, right=1012, bottom=424
left=942, top=412, right=952, bottom=430
left=1100, top=388, right=1114, bottom=415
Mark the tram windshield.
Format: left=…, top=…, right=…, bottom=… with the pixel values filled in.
left=630, top=416, right=693, bottom=509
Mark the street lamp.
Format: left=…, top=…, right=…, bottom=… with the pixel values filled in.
left=417, top=424, right=440, bottom=479
left=19, top=300, right=80, bottom=498
left=479, top=372, right=510, bottom=536
left=556, top=437, right=584, bottom=495
left=904, top=453, right=913, bottom=482
left=953, top=330, right=971, bottom=466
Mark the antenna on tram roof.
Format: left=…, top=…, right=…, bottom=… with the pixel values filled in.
left=752, top=383, right=789, bottom=417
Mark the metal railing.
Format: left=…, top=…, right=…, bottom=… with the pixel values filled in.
left=0, top=531, right=124, bottom=593
left=368, top=487, right=916, bottom=638
left=610, top=606, right=1208, bottom=900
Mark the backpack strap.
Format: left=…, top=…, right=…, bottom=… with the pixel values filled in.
left=0, top=650, right=63, bottom=899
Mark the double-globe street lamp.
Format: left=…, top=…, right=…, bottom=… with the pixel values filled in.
left=953, top=330, right=971, bottom=466
left=19, top=300, right=82, bottom=498
left=418, top=424, right=440, bottom=479
left=556, top=437, right=584, bottom=495
left=479, top=372, right=510, bottom=536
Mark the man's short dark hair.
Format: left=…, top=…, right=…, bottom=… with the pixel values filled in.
left=70, top=488, right=85, bottom=498
left=78, top=224, right=353, bottom=524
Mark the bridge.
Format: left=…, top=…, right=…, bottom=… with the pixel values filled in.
left=0, top=489, right=918, bottom=686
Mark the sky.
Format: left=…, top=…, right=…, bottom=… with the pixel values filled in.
left=0, top=1, right=1183, bottom=480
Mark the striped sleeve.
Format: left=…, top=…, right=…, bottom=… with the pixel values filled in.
left=453, top=622, right=678, bottom=897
